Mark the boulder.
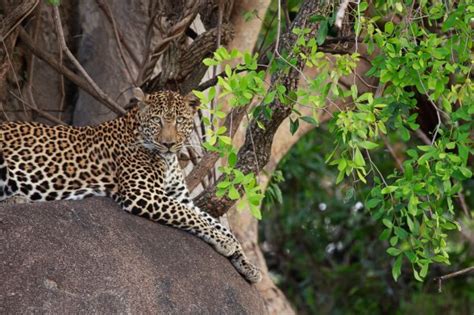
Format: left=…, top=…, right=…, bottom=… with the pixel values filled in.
left=0, top=197, right=266, bottom=314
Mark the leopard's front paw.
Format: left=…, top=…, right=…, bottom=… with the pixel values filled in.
left=243, top=263, right=262, bottom=283
left=231, top=255, right=262, bottom=283
left=214, top=238, right=237, bottom=257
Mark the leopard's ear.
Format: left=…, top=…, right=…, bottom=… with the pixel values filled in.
left=132, top=87, right=146, bottom=101
left=132, top=87, right=149, bottom=111
left=184, top=92, right=200, bottom=112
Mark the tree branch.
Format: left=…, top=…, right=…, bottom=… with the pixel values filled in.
left=18, top=28, right=125, bottom=115
left=434, top=266, right=474, bottom=293
left=52, top=7, right=125, bottom=115
left=194, top=0, right=323, bottom=217
left=186, top=104, right=249, bottom=191
left=9, top=90, right=65, bottom=125
left=0, top=0, right=39, bottom=40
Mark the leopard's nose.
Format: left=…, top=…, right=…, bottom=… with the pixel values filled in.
left=162, top=141, right=176, bottom=149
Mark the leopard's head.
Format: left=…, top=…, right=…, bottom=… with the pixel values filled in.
left=133, top=89, right=199, bottom=154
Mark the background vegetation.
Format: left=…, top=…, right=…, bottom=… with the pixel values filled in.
left=262, top=127, right=473, bottom=314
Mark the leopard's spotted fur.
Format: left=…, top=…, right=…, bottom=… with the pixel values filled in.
left=0, top=90, right=262, bottom=283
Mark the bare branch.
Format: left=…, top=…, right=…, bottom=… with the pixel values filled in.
left=18, top=28, right=125, bottom=115
left=434, top=266, right=474, bottom=293
left=415, top=128, right=432, bottom=145
left=138, top=0, right=201, bottom=85
left=457, top=192, right=471, bottom=218
left=0, top=0, right=39, bottom=40
left=382, top=135, right=404, bottom=172
left=9, top=90, right=65, bottom=125
left=52, top=6, right=126, bottom=115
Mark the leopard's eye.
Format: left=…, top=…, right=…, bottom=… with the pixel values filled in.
left=149, top=117, right=162, bottom=126
left=176, top=116, right=185, bottom=124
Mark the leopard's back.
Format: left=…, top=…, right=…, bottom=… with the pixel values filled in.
left=0, top=121, right=117, bottom=202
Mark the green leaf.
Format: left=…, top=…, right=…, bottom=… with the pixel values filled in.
left=193, top=90, right=207, bottom=102
left=379, top=228, right=392, bottom=241
left=249, top=203, right=262, bottom=220
left=387, top=247, right=401, bottom=256
left=309, top=15, right=325, bottom=23
left=407, top=216, right=415, bottom=232
left=336, top=170, right=345, bottom=184
left=420, top=263, right=429, bottom=278
left=357, top=169, right=367, bottom=183
left=442, top=12, right=458, bottom=31
left=208, top=86, right=216, bottom=101
left=359, top=1, right=369, bottom=12
left=203, top=58, right=218, bottom=66
left=382, top=218, right=393, bottom=229
left=217, top=181, right=231, bottom=189
left=216, top=126, right=227, bottom=135
left=316, top=20, right=328, bottom=45
left=47, top=0, right=60, bottom=6
left=290, top=118, right=300, bottom=135
left=405, top=163, right=413, bottom=180
left=217, top=76, right=232, bottom=91
left=408, top=195, right=418, bottom=216
left=384, top=21, right=394, bottom=34
left=271, top=185, right=283, bottom=204
left=228, top=186, right=240, bottom=200
left=390, top=236, right=398, bottom=246
left=233, top=170, right=245, bottom=182
left=219, top=136, right=232, bottom=145
left=351, top=85, right=358, bottom=100
left=406, top=149, right=418, bottom=159
left=263, top=91, right=276, bottom=105
left=353, top=148, right=366, bottom=167
left=417, top=145, right=432, bottom=152
left=381, top=186, right=397, bottom=194
left=366, top=198, right=381, bottom=209
left=458, top=167, right=472, bottom=178
left=433, top=255, right=449, bottom=263
left=399, top=126, right=410, bottom=141
left=359, top=141, right=379, bottom=149
left=394, top=226, right=408, bottom=240
left=392, top=255, right=402, bottom=281
left=300, top=116, right=318, bottom=126
left=228, top=152, right=238, bottom=167
left=208, top=135, right=217, bottom=146
left=395, top=2, right=403, bottom=12
left=413, top=268, right=423, bottom=282
left=405, top=250, right=417, bottom=263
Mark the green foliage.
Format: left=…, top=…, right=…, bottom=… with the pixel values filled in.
left=326, top=0, right=473, bottom=282
left=46, top=0, right=60, bottom=6
left=261, top=129, right=474, bottom=314
left=195, top=48, right=266, bottom=219
left=197, top=0, right=473, bottom=284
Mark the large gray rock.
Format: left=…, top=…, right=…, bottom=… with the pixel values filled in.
left=0, top=198, right=265, bottom=314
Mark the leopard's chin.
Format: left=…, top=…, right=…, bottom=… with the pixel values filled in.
left=155, top=149, right=177, bottom=156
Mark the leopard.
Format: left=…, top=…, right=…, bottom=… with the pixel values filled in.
left=0, top=89, right=262, bottom=283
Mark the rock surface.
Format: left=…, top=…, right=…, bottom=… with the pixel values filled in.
left=0, top=197, right=266, bottom=314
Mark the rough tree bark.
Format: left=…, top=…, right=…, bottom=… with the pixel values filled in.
left=0, top=1, right=376, bottom=313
